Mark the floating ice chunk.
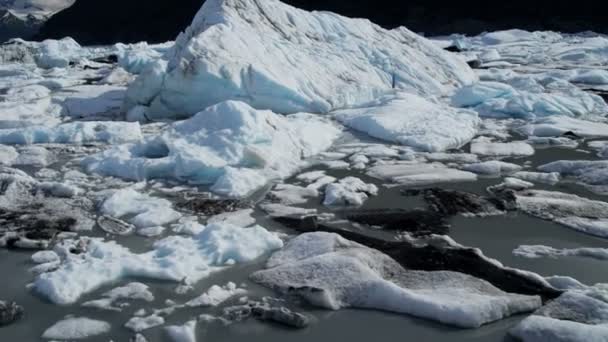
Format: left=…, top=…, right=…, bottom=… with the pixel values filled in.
left=82, top=282, right=154, bottom=311
left=569, top=69, right=608, bottom=85
left=554, top=217, right=608, bottom=239
left=424, top=152, right=479, bottom=164
left=13, top=146, right=54, bottom=166
left=515, top=190, right=608, bottom=238
left=453, top=79, right=608, bottom=119
left=334, top=93, right=479, bottom=152
left=207, top=209, right=255, bottom=228
left=481, top=29, right=536, bottom=45
left=115, top=43, right=164, bottom=74
left=539, top=160, right=608, bottom=190
left=0, top=145, right=18, bottom=165
left=252, top=232, right=541, bottom=328
left=33, top=222, right=283, bottom=304
left=165, top=320, right=197, bottom=342
left=514, top=245, right=608, bottom=261
left=510, top=284, right=608, bottom=342
left=471, top=140, right=534, bottom=157
left=101, top=67, right=135, bottom=86
left=0, top=121, right=142, bottom=145
left=35, top=38, right=82, bottom=69
left=125, top=314, right=165, bottom=333
left=520, top=116, right=608, bottom=138
left=527, top=136, right=579, bottom=149
left=186, top=282, right=247, bottom=307
left=260, top=203, right=317, bottom=218
left=588, top=141, right=608, bottom=158
left=513, top=171, right=561, bottom=185
left=544, top=276, right=587, bottom=291
left=452, top=82, right=516, bottom=107
left=368, top=162, right=477, bottom=186
left=126, top=0, right=475, bottom=118
left=463, top=160, right=522, bottom=175
left=101, top=188, right=181, bottom=228
left=306, top=175, right=337, bottom=191
left=31, top=251, right=60, bottom=264
left=295, top=170, right=327, bottom=183
left=0, top=84, right=62, bottom=129
left=60, top=85, right=125, bottom=119
left=84, top=101, right=340, bottom=197
left=42, top=317, right=110, bottom=340
left=210, top=167, right=269, bottom=198
left=510, top=316, right=608, bottom=342
left=270, top=184, right=318, bottom=205
left=137, top=226, right=166, bottom=238
left=323, top=177, right=378, bottom=206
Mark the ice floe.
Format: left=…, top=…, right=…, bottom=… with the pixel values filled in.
left=165, top=320, right=197, bottom=342
left=333, top=92, right=480, bottom=152
left=100, top=188, right=182, bottom=228
left=33, top=222, right=283, bottom=304
left=252, top=232, right=541, bottom=328
left=462, top=160, right=522, bottom=176
left=42, top=317, right=111, bottom=340
left=510, top=284, right=608, bottom=342
left=515, top=190, right=608, bottom=238
left=514, top=245, right=608, bottom=261
left=470, top=140, right=534, bottom=157
left=520, top=116, right=608, bottom=138
left=185, top=282, right=246, bottom=307
left=367, top=162, right=478, bottom=186
left=323, top=177, right=378, bottom=206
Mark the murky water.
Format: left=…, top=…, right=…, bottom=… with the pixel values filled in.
left=1, top=143, right=607, bottom=341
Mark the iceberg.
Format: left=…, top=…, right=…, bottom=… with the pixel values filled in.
left=125, top=0, right=475, bottom=119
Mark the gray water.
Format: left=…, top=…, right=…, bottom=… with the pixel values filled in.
left=1, top=144, right=607, bottom=341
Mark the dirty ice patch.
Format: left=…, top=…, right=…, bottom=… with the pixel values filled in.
left=0, top=121, right=142, bottom=145
left=33, top=222, right=283, bottom=305
left=125, top=0, right=475, bottom=119
left=333, top=93, right=479, bottom=152
left=251, top=232, right=541, bottom=328
left=83, top=101, right=340, bottom=197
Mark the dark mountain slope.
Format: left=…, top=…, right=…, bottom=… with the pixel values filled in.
left=36, top=0, right=608, bottom=45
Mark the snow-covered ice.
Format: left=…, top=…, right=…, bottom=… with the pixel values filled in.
left=185, top=282, right=246, bottom=307
left=83, top=101, right=340, bottom=197
left=470, top=140, right=534, bottom=157
left=323, top=177, right=378, bottom=206
left=462, top=160, right=522, bottom=176
left=100, top=188, right=182, bottom=228
left=33, top=222, right=283, bottom=304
